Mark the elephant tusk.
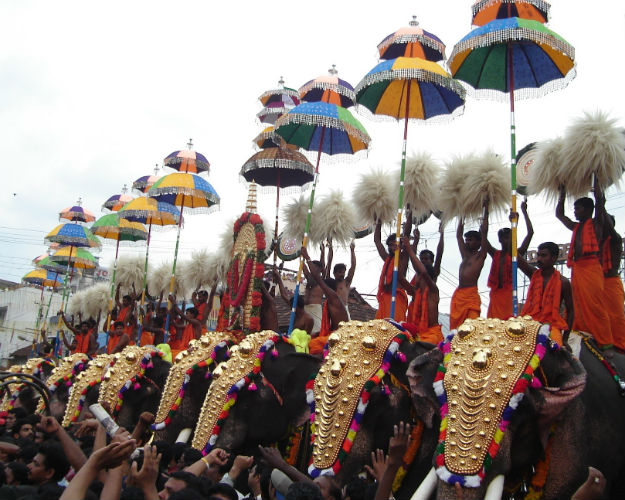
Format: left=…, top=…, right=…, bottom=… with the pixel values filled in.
left=410, top=467, right=437, bottom=500
left=484, top=475, right=505, bottom=500
left=175, top=428, right=193, bottom=444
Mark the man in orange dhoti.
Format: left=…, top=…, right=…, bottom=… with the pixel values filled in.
left=168, top=294, right=202, bottom=358
left=601, top=215, right=625, bottom=351
left=374, top=222, right=408, bottom=321
left=486, top=201, right=533, bottom=320
left=403, top=239, right=443, bottom=344
left=192, top=287, right=216, bottom=334
left=107, top=321, right=129, bottom=354
left=556, top=186, right=612, bottom=348
left=519, top=242, right=573, bottom=345
left=450, top=198, right=489, bottom=330
left=115, top=283, right=137, bottom=343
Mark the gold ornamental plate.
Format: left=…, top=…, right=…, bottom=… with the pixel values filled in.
left=62, top=354, right=114, bottom=427
left=37, top=353, right=90, bottom=413
left=443, top=317, right=540, bottom=475
left=312, top=320, right=402, bottom=470
left=191, top=330, right=279, bottom=452
left=154, top=332, right=233, bottom=426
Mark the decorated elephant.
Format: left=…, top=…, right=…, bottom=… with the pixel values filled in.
left=407, top=317, right=625, bottom=500
left=0, top=357, right=56, bottom=414
left=151, top=333, right=233, bottom=443
left=191, top=330, right=322, bottom=457
left=37, top=353, right=90, bottom=419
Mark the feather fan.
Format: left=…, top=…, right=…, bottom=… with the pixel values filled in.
left=559, top=111, right=625, bottom=198
left=148, top=261, right=185, bottom=298
left=282, top=194, right=313, bottom=243
left=461, top=150, right=509, bottom=219
left=403, top=152, right=440, bottom=220
left=67, top=291, right=85, bottom=317
left=83, top=283, right=111, bottom=319
left=309, top=190, right=356, bottom=246
left=528, top=137, right=567, bottom=201
left=437, top=155, right=475, bottom=223
left=261, top=215, right=274, bottom=259
left=214, top=220, right=235, bottom=284
left=115, top=255, right=145, bottom=295
left=179, top=249, right=212, bottom=292
left=352, top=168, right=396, bottom=225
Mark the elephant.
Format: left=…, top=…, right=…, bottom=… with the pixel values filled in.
left=190, top=330, right=322, bottom=458
left=0, top=357, right=57, bottom=414
left=407, top=318, right=625, bottom=500
left=39, top=353, right=90, bottom=420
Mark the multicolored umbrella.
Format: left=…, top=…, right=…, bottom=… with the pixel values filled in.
left=449, top=16, right=575, bottom=314
left=299, top=65, right=356, bottom=108
left=377, top=16, right=446, bottom=61
left=259, top=77, right=301, bottom=107
left=471, top=0, right=550, bottom=26
left=45, top=223, right=101, bottom=249
left=22, top=269, right=64, bottom=288
left=164, top=139, right=211, bottom=174
left=49, top=246, right=98, bottom=269
left=274, top=100, right=370, bottom=333
left=102, top=186, right=133, bottom=213
left=355, top=50, right=465, bottom=319
left=257, top=102, right=293, bottom=125
left=132, top=174, right=161, bottom=194
left=253, top=126, right=283, bottom=149
left=35, top=256, right=66, bottom=274
left=59, top=204, right=96, bottom=223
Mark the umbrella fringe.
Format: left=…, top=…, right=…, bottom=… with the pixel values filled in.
left=378, top=33, right=446, bottom=57
left=150, top=186, right=219, bottom=203
left=241, top=158, right=315, bottom=174
left=355, top=68, right=466, bottom=99
left=237, top=176, right=312, bottom=196
left=355, top=103, right=465, bottom=124
left=299, top=81, right=356, bottom=103
left=275, top=114, right=371, bottom=147
left=472, top=0, right=551, bottom=18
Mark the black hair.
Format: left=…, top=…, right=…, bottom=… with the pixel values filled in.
left=538, top=242, right=560, bottom=259
left=182, top=447, right=202, bottom=468
left=206, top=483, right=238, bottom=500
left=498, top=227, right=511, bottom=238
left=464, top=230, right=482, bottom=241
left=170, top=471, right=201, bottom=491
left=386, top=234, right=396, bottom=245
left=12, top=419, right=32, bottom=437
left=39, top=441, right=70, bottom=481
left=344, top=476, right=369, bottom=500
left=419, top=249, right=434, bottom=260
left=286, top=482, right=324, bottom=500
left=153, top=440, right=173, bottom=470
left=310, top=260, right=322, bottom=269
left=169, top=488, right=203, bottom=500
left=296, top=296, right=305, bottom=309
left=324, top=278, right=337, bottom=292
left=317, top=475, right=342, bottom=500
left=122, top=294, right=132, bottom=301
left=153, top=317, right=164, bottom=328
left=333, top=263, right=346, bottom=273
left=113, top=321, right=124, bottom=328
left=186, top=307, right=199, bottom=318
left=8, top=408, right=27, bottom=419
left=574, top=197, right=594, bottom=211
left=7, top=462, right=29, bottom=485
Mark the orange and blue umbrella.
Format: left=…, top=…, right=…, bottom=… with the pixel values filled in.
left=164, top=146, right=210, bottom=174
left=259, top=77, right=301, bottom=107
left=449, top=16, right=574, bottom=316
left=59, top=205, right=96, bottom=223
left=299, top=65, right=356, bottom=108
left=148, top=173, right=220, bottom=214
left=49, top=246, right=98, bottom=270
left=471, top=0, right=550, bottom=27
left=45, top=223, right=101, bottom=249
left=132, top=174, right=161, bottom=194
left=35, top=256, right=66, bottom=274
left=92, top=213, right=148, bottom=244
left=23, top=269, right=64, bottom=288
left=377, top=16, right=446, bottom=62
left=117, top=198, right=181, bottom=227
left=102, top=191, right=134, bottom=213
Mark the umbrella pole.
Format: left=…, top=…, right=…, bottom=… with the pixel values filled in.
left=31, top=286, right=45, bottom=358
left=135, top=222, right=153, bottom=345
left=105, top=238, right=121, bottom=333
left=273, top=170, right=281, bottom=270
left=165, top=200, right=185, bottom=341
left=288, top=127, right=326, bottom=335
left=56, top=247, right=74, bottom=358
left=508, top=42, right=519, bottom=316
left=389, top=83, right=411, bottom=320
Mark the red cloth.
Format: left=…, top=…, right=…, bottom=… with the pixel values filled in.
left=521, top=270, right=568, bottom=332
left=487, top=251, right=512, bottom=288
left=603, top=277, right=625, bottom=350
left=450, top=287, right=481, bottom=330
left=601, top=236, right=612, bottom=274
left=567, top=219, right=599, bottom=268
left=319, top=301, right=332, bottom=337
left=571, top=258, right=612, bottom=346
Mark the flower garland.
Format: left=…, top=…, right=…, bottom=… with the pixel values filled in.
left=283, top=425, right=305, bottom=466
left=220, top=212, right=266, bottom=334
left=114, top=349, right=165, bottom=414
left=308, top=322, right=410, bottom=478
left=392, top=419, right=424, bottom=492
left=48, top=358, right=89, bottom=396
left=201, top=334, right=282, bottom=455
left=524, top=424, right=557, bottom=500
left=151, top=341, right=231, bottom=431
left=433, top=324, right=553, bottom=487
left=582, top=337, right=625, bottom=395
left=72, top=378, right=103, bottom=423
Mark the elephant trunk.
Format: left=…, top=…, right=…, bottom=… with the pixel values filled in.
left=484, top=475, right=505, bottom=500
left=410, top=467, right=437, bottom=500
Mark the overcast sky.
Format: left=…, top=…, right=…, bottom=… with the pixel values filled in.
left=1, top=0, right=623, bottom=315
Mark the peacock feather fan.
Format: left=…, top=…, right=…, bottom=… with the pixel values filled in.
left=309, top=190, right=356, bottom=246
left=352, top=168, right=396, bottom=226
left=403, top=152, right=440, bottom=220
left=559, top=110, right=625, bottom=198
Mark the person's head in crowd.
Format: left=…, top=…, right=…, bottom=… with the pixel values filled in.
left=206, top=483, right=238, bottom=500
left=6, top=407, right=27, bottom=429
left=4, top=461, right=29, bottom=485
left=12, top=419, right=34, bottom=441
left=27, top=441, right=70, bottom=485
left=121, top=486, right=146, bottom=500
left=169, top=488, right=204, bottom=500
left=314, top=474, right=342, bottom=500
left=16, top=440, right=38, bottom=464
left=34, top=482, right=65, bottom=500
left=286, top=482, right=324, bottom=500
left=158, top=471, right=201, bottom=500
left=153, top=440, right=173, bottom=471
left=343, top=476, right=373, bottom=500
left=182, top=446, right=202, bottom=468
left=260, top=467, right=278, bottom=500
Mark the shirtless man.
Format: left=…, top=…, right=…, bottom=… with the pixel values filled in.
left=556, top=183, right=613, bottom=348
left=485, top=200, right=533, bottom=320
left=107, top=321, right=129, bottom=354
left=260, top=282, right=279, bottom=332
left=303, top=258, right=324, bottom=335
left=450, top=197, right=489, bottom=330
left=273, top=267, right=314, bottom=336
left=601, top=215, right=625, bottom=352
left=191, top=287, right=216, bottom=332
left=332, top=241, right=356, bottom=319
left=374, top=220, right=409, bottom=321
left=58, top=312, right=98, bottom=356
left=402, top=238, right=443, bottom=344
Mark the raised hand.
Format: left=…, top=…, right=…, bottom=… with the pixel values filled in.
left=364, top=448, right=388, bottom=481
left=388, top=421, right=411, bottom=465
left=128, top=444, right=161, bottom=489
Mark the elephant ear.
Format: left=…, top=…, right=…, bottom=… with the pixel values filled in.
left=407, top=348, right=443, bottom=429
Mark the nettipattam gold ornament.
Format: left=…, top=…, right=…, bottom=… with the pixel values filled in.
left=312, top=320, right=402, bottom=470
left=191, top=330, right=279, bottom=452
left=154, top=332, right=233, bottom=426
left=62, top=354, right=114, bottom=427
left=37, top=353, right=90, bottom=413
left=443, top=317, right=540, bottom=475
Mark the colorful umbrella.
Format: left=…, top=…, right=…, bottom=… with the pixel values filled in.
left=102, top=186, right=134, bottom=213
left=259, top=77, right=301, bottom=107
left=35, top=256, right=67, bottom=274
left=355, top=54, right=465, bottom=319
left=49, top=246, right=98, bottom=269
left=257, top=101, right=293, bottom=125
left=377, top=16, right=446, bottom=61
left=299, top=65, right=356, bottom=107
left=22, top=269, right=64, bottom=288
left=449, top=16, right=575, bottom=314
left=240, top=147, right=314, bottom=266
left=274, top=99, right=370, bottom=333
left=45, top=223, right=101, bottom=249
left=253, top=126, right=283, bottom=149
left=132, top=174, right=161, bottom=194
left=59, top=204, right=96, bottom=223
left=471, top=0, right=550, bottom=27
left=164, top=139, right=211, bottom=174
left=148, top=170, right=220, bottom=336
